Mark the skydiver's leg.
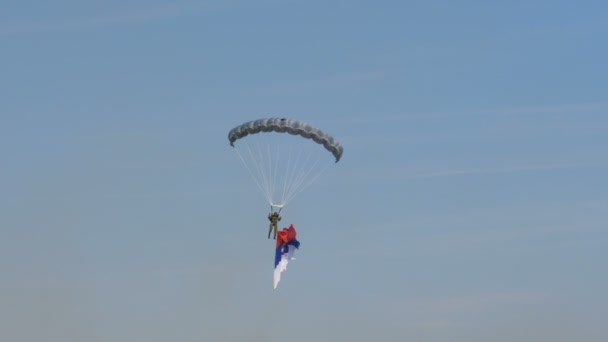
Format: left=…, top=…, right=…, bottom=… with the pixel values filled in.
left=268, top=223, right=273, bottom=239
left=273, top=223, right=277, bottom=239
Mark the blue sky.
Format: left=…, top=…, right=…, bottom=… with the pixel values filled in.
left=1, top=0, right=607, bottom=341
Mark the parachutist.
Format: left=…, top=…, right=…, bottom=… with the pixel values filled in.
left=268, top=211, right=281, bottom=239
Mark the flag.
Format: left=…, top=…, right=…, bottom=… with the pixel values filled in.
left=273, top=224, right=300, bottom=289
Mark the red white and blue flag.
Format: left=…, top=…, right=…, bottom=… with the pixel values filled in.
left=273, top=224, right=300, bottom=289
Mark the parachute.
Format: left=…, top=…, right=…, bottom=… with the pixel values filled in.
left=228, top=118, right=343, bottom=210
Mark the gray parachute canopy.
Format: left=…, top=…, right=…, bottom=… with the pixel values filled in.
left=228, top=118, right=343, bottom=162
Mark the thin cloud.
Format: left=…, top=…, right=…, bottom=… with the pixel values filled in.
left=253, top=69, right=393, bottom=96
left=420, top=162, right=606, bottom=178
left=375, top=291, right=548, bottom=330
left=0, top=2, right=210, bottom=35
left=316, top=102, right=608, bottom=126
left=407, top=292, right=550, bottom=329
left=334, top=161, right=607, bottom=185
left=335, top=219, right=605, bottom=259
left=314, top=101, right=608, bottom=153
left=0, top=0, right=299, bottom=35
left=423, top=292, right=546, bottom=315
left=332, top=199, right=606, bottom=259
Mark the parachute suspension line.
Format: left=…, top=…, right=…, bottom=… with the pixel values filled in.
left=255, top=139, right=274, bottom=205
left=267, top=140, right=277, bottom=205
left=284, top=159, right=330, bottom=206
left=253, top=138, right=271, bottom=201
left=281, top=142, right=328, bottom=206
left=281, top=140, right=313, bottom=205
left=262, top=138, right=279, bottom=206
left=281, top=139, right=309, bottom=207
left=256, top=136, right=278, bottom=206
left=256, top=140, right=273, bottom=199
left=245, top=136, right=279, bottom=207
left=234, top=144, right=272, bottom=205
left=272, top=142, right=281, bottom=204
left=281, top=140, right=297, bottom=205
left=275, top=138, right=325, bottom=207
left=262, top=139, right=274, bottom=200
left=280, top=140, right=296, bottom=206
left=243, top=139, right=269, bottom=203
left=266, top=143, right=273, bottom=202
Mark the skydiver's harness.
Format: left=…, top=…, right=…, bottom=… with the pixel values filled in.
left=269, top=206, right=282, bottom=221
